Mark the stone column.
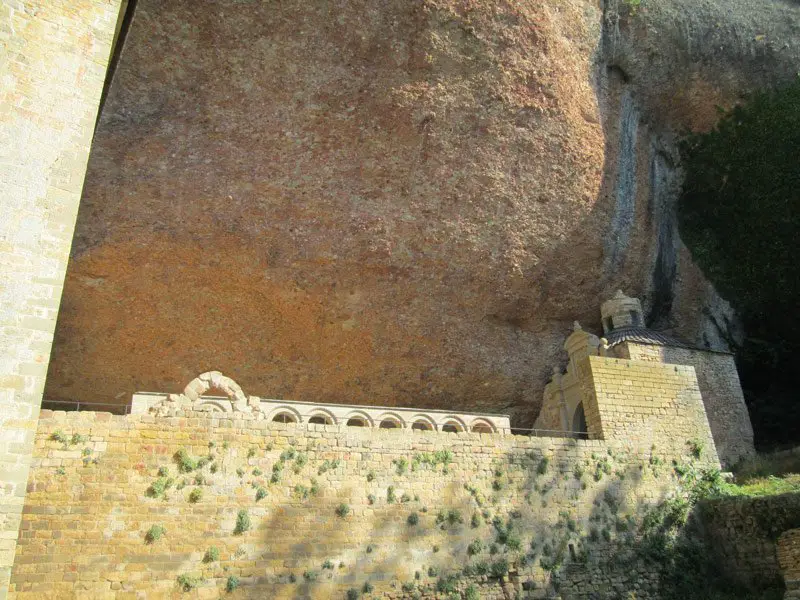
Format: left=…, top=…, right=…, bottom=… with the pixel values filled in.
left=0, top=2, right=121, bottom=596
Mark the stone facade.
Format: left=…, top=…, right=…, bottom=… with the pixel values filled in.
left=0, top=1, right=121, bottom=597
left=537, top=292, right=753, bottom=468
left=9, top=404, right=719, bottom=600
left=617, top=343, right=754, bottom=468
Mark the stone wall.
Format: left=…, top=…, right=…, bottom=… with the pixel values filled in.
left=9, top=409, right=718, bottom=600
left=700, top=492, right=800, bottom=593
left=0, top=1, right=121, bottom=597
left=778, top=529, right=800, bottom=600
left=585, top=356, right=719, bottom=464
left=619, top=343, right=754, bottom=467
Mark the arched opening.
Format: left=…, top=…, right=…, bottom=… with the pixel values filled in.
left=272, top=411, right=297, bottom=424
left=346, top=417, right=367, bottom=427
left=471, top=421, right=494, bottom=434
left=572, top=402, right=587, bottom=437
left=379, top=418, right=401, bottom=429
left=442, top=421, right=462, bottom=433
left=411, top=420, right=433, bottom=431
left=308, top=415, right=332, bottom=425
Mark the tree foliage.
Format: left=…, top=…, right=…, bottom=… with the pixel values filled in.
left=678, top=79, right=800, bottom=448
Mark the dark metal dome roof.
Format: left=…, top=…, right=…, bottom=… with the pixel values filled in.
left=604, top=326, right=693, bottom=349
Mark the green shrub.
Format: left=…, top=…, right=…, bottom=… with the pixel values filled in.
left=146, top=476, right=173, bottom=498
left=490, top=558, right=508, bottom=578
left=536, top=457, right=549, bottom=475
left=236, top=467, right=244, bottom=477
left=255, top=486, right=267, bottom=502
left=393, top=458, right=409, bottom=475
left=471, top=513, right=481, bottom=528
left=174, top=449, right=198, bottom=473
left=346, top=589, right=359, bottom=600
left=436, top=575, right=458, bottom=593
left=177, top=574, right=199, bottom=592
left=247, top=448, right=256, bottom=458
left=428, top=566, right=438, bottom=577
left=209, top=462, right=218, bottom=474
left=233, top=510, right=251, bottom=535
left=188, top=488, right=203, bottom=503
left=203, top=546, right=219, bottom=563
left=465, top=585, right=480, bottom=600
left=335, top=503, right=350, bottom=518
left=145, top=525, right=166, bottom=544
left=474, top=561, right=489, bottom=575
left=225, top=575, right=239, bottom=593
left=467, top=539, right=483, bottom=556
left=446, top=509, right=463, bottom=526
left=50, top=430, right=68, bottom=444
left=157, top=466, right=169, bottom=477
left=303, top=570, right=317, bottom=581
left=678, top=80, right=800, bottom=447
left=687, top=440, right=704, bottom=460
left=506, top=533, right=522, bottom=551
left=322, top=559, right=334, bottom=570
left=367, top=494, right=376, bottom=505
left=362, top=581, right=373, bottom=593
left=387, top=486, right=396, bottom=503
left=252, top=467, right=262, bottom=476
left=366, top=471, right=375, bottom=482
left=366, top=544, right=374, bottom=554
left=407, top=512, right=419, bottom=526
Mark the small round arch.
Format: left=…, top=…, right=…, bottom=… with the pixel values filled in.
left=307, top=409, right=336, bottom=426
left=195, top=399, right=233, bottom=413
left=344, top=410, right=374, bottom=428
left=376, top=412, right=405, bottom=430
left=410, top=414, right=436, bottom=431
left=266, top=405, right=302, bottom=424
left=440, top=415, right=467, bottom=433
left=470, top=419, right=496, bottom=434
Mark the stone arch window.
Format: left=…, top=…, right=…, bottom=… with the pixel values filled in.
left=308, top=414, right=332, bottom=425
left=442, top=420, right=463, bottom=433
left=411, top=419, right=433, bottom=431
left=377, top=413, right=404, bottom=430
left=272, top=411, right=298, bottom=424
left=470, top=420, right=495, bottom=434
left=343, top=410, right=373, bottom=427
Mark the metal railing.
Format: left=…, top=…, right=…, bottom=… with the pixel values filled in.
left=508, top=427, right=592, bottom=440
left=40, top=399, right=131, bottom=415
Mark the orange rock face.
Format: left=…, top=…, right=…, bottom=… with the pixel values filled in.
left=45, top=0, right=800, bottom=423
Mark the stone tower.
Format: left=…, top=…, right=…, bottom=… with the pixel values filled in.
left=600, top=290, right=645, bottom=334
